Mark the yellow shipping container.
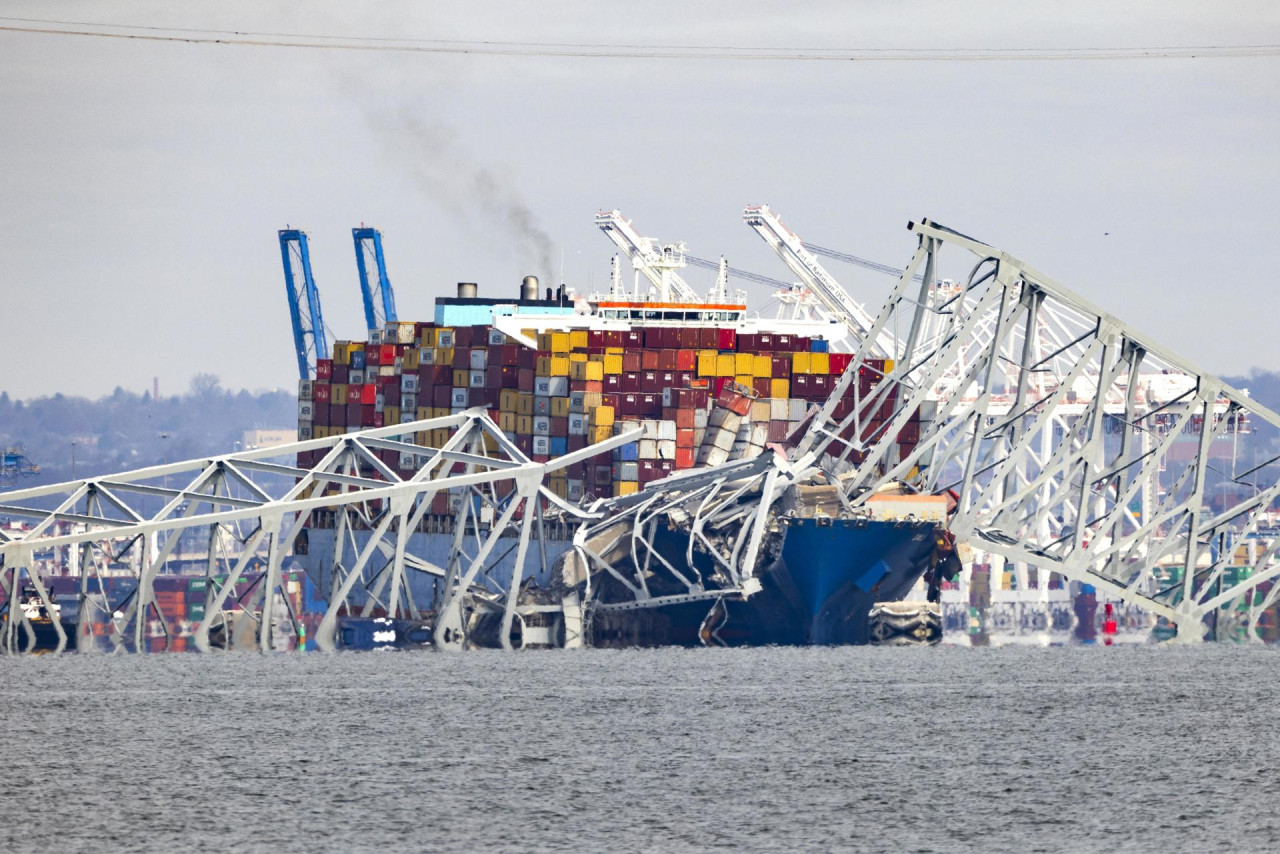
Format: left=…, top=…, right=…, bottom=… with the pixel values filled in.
left=735, top=374, right=754, bottom=388
left=550, top=357, right=570, bottom=376
left=810, top=352, right=829, bottom=374
left=792, top=352, right=811, bottom=374
left=436, top=347, right=454, bottom=366
left=615, top=481, right=639, bottom=497
left=551, top=397, right=572, bottom=417
left=483, top=433, right=498, bottom=453
left=549, top=332, right=571, bottom=353
left=603, top=354, right=623, bottom=374
left=500, top=389, right=520, bottom=412
left=548, top=477, right=569, bottom=498
left=415, top=430, right=429, bottom=445
left=517, top=415, right=534, bottom=434
left=697, top=351, right=719, bottom=377
left=605, top=346, right=624, bottom=355
left=517, top=394, right=534, bottom=415
left=591, top=424, right=612, bottom=443
left=417, top=406, right=431, bottom=420
left=536, top=356, right=552, bottom=376
left=569, top=330, right=588, bottom=349
left=420, top=328, right=437, bottom=348
left=734, top=352, right=754, bottom=375
left=594, top=405, right=615, bottom=426
left=332, top=343, right=351, bottom=364
left=569, top=351, right=588, bottom=363
left=403, top=348, right=420, bottom=370
left=716, top=354, right=737, bottom=376
left=499, top=412, right=517, bottom=432
left=452, top=370, right=469, bottom=387
left=331, top=384, right=349, bottom=405
left=753, top=354, right=773, bottom=377
left=384, top=406, right=401, bottom=423
left=884, top=359, right=895, bottom=373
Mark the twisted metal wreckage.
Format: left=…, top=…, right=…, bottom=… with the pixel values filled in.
left=2, top=218, right=1278, bottom=653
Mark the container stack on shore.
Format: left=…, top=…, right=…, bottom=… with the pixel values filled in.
left=297, top=321, right=922, bottom=517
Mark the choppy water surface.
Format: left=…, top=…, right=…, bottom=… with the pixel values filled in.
left=1, top=645, right=1277, bottom=853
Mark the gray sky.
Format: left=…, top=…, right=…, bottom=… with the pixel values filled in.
left=2, top=1, right=1278, bottom=400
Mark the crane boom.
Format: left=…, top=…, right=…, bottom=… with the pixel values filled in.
left=743, top=205, right=895, bottom=356
left=278, top=229, right=329, bottom=381
left=594, top=210, right=701, bottom=302
left=352, top=227, right=398, bottom=333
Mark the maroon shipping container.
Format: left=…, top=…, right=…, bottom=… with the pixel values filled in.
left=679, top=328, right=700, bottom=349
left=623, top=330, right=642, bottom=348
left=699, top=328, right=718, bottom=349
left=332, top=364, right=350, bottom=384
left=432, top=385, right=452, bottom=407
left=330, top=404, right=348, bottom=427
left=605, top=330, right=624, bottom=348
left=768, top=420, right=789, bottom=443
left=757, top=333, right=774, bottom=352
left=737, top=333, right=757, bottom=352
left=313, top=383, right=332, bottom=403
left=362, top=405, right=378, bottom=426
left=641, top=350, right=659, bottom=371
left=603, top=374, right=621, bottom=392
left=316, top=359, right=333, bottom=379
left=621, top=373, right=641, bottom=393
left=644, top=328, right=663, bottom=348
left=588, top=330, right=605, bottom=348
left=622, top=352, right=642, bottom=373
left=640, top=393, right=661, bottom=416
left=657, top=350, right=678, bottom=371
left=383, top=387, right=401, bottom=407
left=492, top=344, right=520, bottom=366
left=452, top=347, right=471, bottom=369
left=453, top=326, right=474, bottom=348
left=469, top=387, right=498, bottom=408
left=567, top=435, right=586, bottom=452
left=366, top=346, right=382, bottom=366
left=641, top=371, right=661, bottom=393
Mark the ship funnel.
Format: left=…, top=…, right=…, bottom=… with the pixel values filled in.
left=521, top=275, right=539, bottom=301
left=457, top=282, right=478, bottom=299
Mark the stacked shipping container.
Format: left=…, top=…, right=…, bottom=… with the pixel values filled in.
left=297, top=320, right=922, bottom=518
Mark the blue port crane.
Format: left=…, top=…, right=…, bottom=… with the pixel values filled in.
left=278, top=229, right=330, bottom=381
left=352, top=227, right=398, bottom=333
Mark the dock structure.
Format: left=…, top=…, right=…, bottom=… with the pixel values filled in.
left=2, top=217, right=1279, bottom=652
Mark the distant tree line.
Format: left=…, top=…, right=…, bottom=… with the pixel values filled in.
left=0, top=374, right=296, bottom=487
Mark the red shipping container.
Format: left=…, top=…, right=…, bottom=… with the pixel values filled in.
left=622, top=352, right=642, bottom=373
left=316, top=359, right=333, bottom=379
left=657, top=350, right=678, bottom=371
left=752, top=378, right=771, bottom=398
left=712, top=377, right=731, bottom=397
left=676, top=427, right=695, bottom=447
left=675, top=448, right=695, bottom=469
left=679, top=328, right=699, bottom=349
left=358, top=384, right=377, bottom=404
left=641, top=350, right=659, bottom=371
left=366, top=346, right=382, bottom=366
left=314, top=383, right=332, bottom=403
left=380, top=344, right=397, bottom=364
left=675, top=350, right=696, bottom=371
left=830, top=353, right=853, bottom=375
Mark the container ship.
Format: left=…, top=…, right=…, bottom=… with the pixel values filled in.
left=292, top=250, right=960, bottom=648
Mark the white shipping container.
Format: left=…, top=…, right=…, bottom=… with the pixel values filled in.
left=298, top=379, right=314, bottom=400
left=469, top=371, right=486, bottom=388
left=400, top=412, right=415, bottom=424
left=547, top=377, right=569, bottom=397
left=532, top=435, right=551, bottom=455
left=694, top=409, right=709, bottom=428
left=297, top=424, right=313, bottom=440
left=640, top=419, right=661, bottom=439
left=656, top=420, right=677, bottom=441
left=399, top=452, right=416, bottom=468
left=487, top=329, right=508, bottom=346
left=401, top=374, right=419, bottom=392
left=436, top=329, right=455, bottom=348
left=450, top=388, right=468, bottom=407
left=566, top=479, right=584, bottom=502
left=770, top=398, right=790, bottom=421
left=533, top=416, right=551, bottom=436
left=349, top=370, right=366, bottom=385
left=638, top=439, right=658, bottom=459
left=657, top=439, right=677, bottom=459
left=789, top=399, right=808, bottom=421
left=713, top=429, right=736, bottom=452
left=469, top=349, right=488, bottom=370
left=298, top=400, right=315, bottom=419
left=401, top=392, right=418, bottom=411
left=749, top=424, right=769, bottom=446
left=534, top=377, right=552, bottom=397
left=567, top=413, right=588, bottom=434
left=750, top=400, right=771, bottom=422
left=618, top=461, right=639, bottom=481
left=419, top=348, right=436, bottom=365
left=698, top=446, right=729, bottom=468
left=378, top=365, right=396, bottom=377
left=534, top=396, right=551, bottom=416
left=570, top=391, right=587, bottom=412
left=395, top=322, right=416, bottom=344
left=368, top=329, right=383, bottom=345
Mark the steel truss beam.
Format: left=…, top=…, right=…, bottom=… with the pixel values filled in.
left=802, top=218, right=1280, bottom=641
left=0, top=411, right=638, bottom=654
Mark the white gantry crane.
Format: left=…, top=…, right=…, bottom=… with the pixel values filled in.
left=743, top=204, right=897, bottom=356
left=594, top=209, right=701, bottom=302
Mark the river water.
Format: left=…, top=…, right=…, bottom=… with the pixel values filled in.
left=1, top=644, right=1277, bottom=853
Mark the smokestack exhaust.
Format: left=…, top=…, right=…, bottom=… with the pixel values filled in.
left=457, top=282, right=478, bottom=299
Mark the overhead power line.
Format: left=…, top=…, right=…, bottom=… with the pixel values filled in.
left=2, top=18, right=1278, bottom=61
